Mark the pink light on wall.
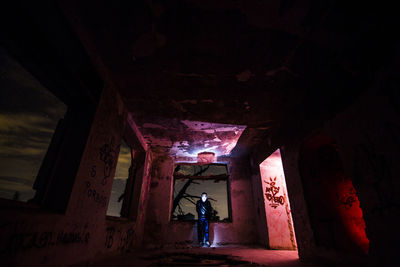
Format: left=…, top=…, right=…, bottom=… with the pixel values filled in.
left=197, top=152, right=216, bottom=163
left=259, top=149, right=297, bottom=250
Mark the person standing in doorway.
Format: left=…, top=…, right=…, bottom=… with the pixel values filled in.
left=196, top=192, right=212, bottom=247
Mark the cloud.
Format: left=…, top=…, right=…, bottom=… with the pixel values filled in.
left=0, top=113, right=57, bottom=163
left=0, top=111, right=64, bottom=193
left=0, top=179, right=34, bottom=192
left=0, top=113, right=56, bottom=134
left=0, top=146, right=47, bottom=157
left=114, top=143, right=133, bottom=179
left=0, top=48, right=67, bottom=202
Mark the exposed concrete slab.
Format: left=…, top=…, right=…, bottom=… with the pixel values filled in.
left=88, top=247, right=319, bottom=267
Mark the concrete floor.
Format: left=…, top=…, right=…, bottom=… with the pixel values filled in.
left=89, top=247, right=321, bottom=267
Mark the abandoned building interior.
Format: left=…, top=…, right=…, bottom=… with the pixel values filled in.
left=1, top=0, right=399, bottom=266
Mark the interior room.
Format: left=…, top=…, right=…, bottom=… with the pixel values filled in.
left=1, top=1, right=399, bottom=266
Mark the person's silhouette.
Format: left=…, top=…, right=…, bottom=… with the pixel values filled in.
left=196, top=192, right=212, bottom=247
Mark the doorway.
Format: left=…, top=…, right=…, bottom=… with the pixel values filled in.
left=259, top=149, right=297, bottom=250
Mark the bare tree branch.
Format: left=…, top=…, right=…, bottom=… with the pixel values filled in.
left=177, top=203, right=184, bottom=216
left=172, top=165, right=211, bottom=214
left=183, top=193, right=199, bottom=199
left=172, top=179, right=193, bottom=214
left=183, top=196, right=197, bottom=205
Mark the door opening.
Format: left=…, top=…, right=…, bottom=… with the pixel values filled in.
left=259, top=149, right=297, bottom=250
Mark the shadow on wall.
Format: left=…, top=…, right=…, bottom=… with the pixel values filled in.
left=299, top=133, right=369, bottom=255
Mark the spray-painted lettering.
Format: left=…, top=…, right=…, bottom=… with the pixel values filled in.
left=264, top=177, right=285, bottom=209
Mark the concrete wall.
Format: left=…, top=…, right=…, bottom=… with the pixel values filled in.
left=250, top=139, right=315, bottom=258
left=299, top=133, right=369, bottom=256
left=0, top=87, right=153, bottom=266
left=321, top=89, right=400, bottom=265
left=250, top=88, right=400, bottom=265
left=143, top=155, right=258, bottom=248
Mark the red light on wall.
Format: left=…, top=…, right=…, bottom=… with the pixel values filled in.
left=336, top=179, right=369, bottom=254
left=300, top=133, right=369, bottom=255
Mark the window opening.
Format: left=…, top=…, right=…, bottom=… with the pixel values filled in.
left=0, top=48, right=67, bottom=202
left=106, top=140, right=133, bottom=217
left=172, top=164, right=230, bottom=222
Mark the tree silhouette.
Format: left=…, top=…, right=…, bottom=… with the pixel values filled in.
left=172, top=165, right=217, bottom=219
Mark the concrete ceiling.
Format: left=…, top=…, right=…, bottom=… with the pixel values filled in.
left=136, top=117, right=246, bottom=161
left=59, top=0, right=392, bottom=157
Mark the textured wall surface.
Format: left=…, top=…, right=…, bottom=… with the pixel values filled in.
left=0, top=87, right=152, bottom=266
left=143, top=155, right=258, bottom=247
left=1, top=0, right=399, bottom=266
left=322, top=89, right=400, bottom=265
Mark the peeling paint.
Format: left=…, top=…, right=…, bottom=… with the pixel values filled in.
left=138, top=119, right=246, bottom=161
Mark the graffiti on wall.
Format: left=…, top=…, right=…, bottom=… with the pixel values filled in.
left=82, top=137, right=119, bottom=207
left=84, top=181, right=107, bottom=207
left=264, top=177, right=285, bottom=209
left=339, top=186, right=358, bottom=210
left=0, top=223, right=90, bottom=255
left=105, top=226, right=135, bottom=252
left=99, top=139, right=117, bottom=185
